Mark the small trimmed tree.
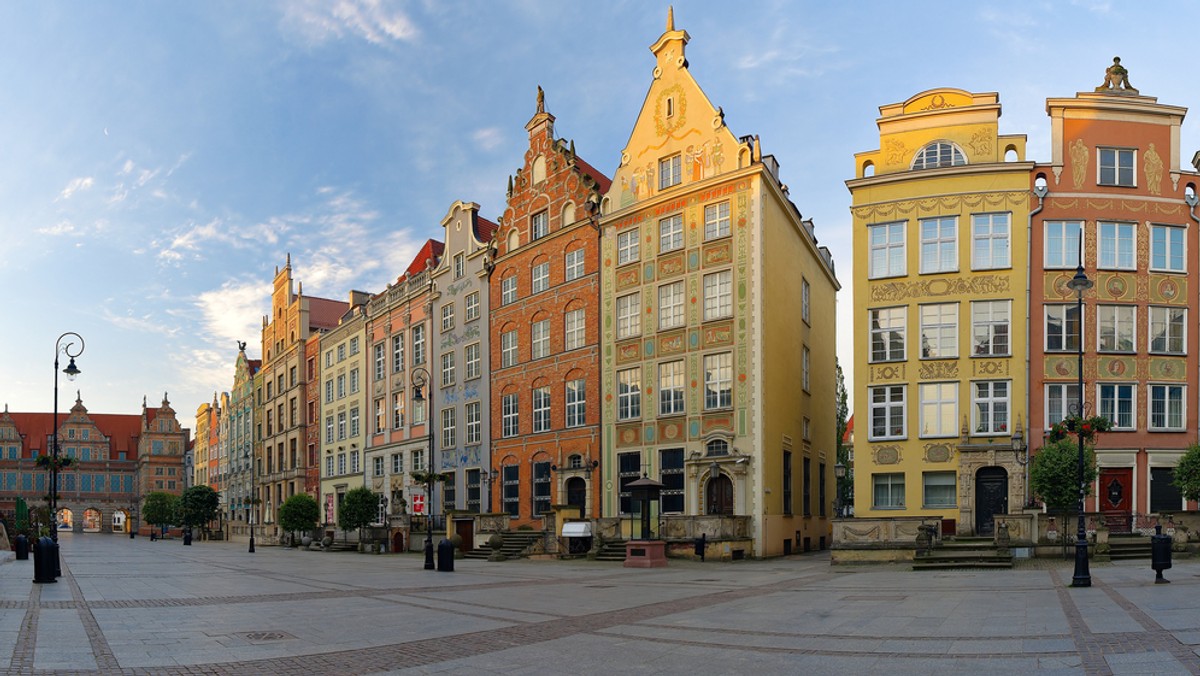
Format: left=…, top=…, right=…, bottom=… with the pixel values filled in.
left=178, top=485, right=221, bottom=537
left=277, top=493, right=319, bottom=546
left=1031, top=438, right=1099, bottom=512
left=338, top=487, right=379, bottom=543
left=1173, top=443, right=1200, bottom=502
left=142, top=492, right=179, bottom=536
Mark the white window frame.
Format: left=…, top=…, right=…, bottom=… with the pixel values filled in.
left=441, top=408, right=456, bottom=449
left=564, top=309, right=585, bottom=350
left=911, top=141, right=965, bottom=170
left=465, top=401, right=481, bottom=444
left=1149, top=306, right=1186, bottom=354
left=872, top=473, right=906, bottom=509
left=868, top=222, right=905, bottom=279
left=441, top=304, right=454, bottom=332
left=1098, top=383, right=1135, bottom=431
left=658, top=281, right=685, bottom=330
left=659, top=214, right=684, bottom=253
left=1045, top=383, right=1081, bottom=429
left=616, top=292, right=641, bottom=340
left=531, top=210, right=549, bottom=240
left=801, top=278, right=810, bottom=324
left=703, top=353, right=732, bottom=410
left=919, top=215, right=957, bottom=274
left=869, top=306, right=906, bottom=362
left=919, top=303, right=958, bottom=359
left=501, top=330, right=519, bottom=368
left=1045, top=304, right=1080, bottom=353
left=465, top=342, right=481, bottom=380
left=1044, top=220, right=1083, bottom=269
left=868, top=385, right=906, bottom=441
left=1148, top=384, right=1185, bottom=431
left=531, top=319, right=550, bottom=360
left=617, top=367, right=641, bottom=420
left=374, top=344, right=385, bottom=380
left=1097, top=304, right=1136, bottom=353
left=1098, top=221, right=1136, bottom=270
left=659, top=360, right=686, bottom=416
left=971, top=300, right=1010, bottom=357
left=922, top=472, right=956, bottom=509
left=1098, top=147, right=1135, bottom=187
left=532, top=386, right=551, bottom=433
left=703, top=270, right=732, bottom=321
left=617, top=228, right=639, bottom=266
left=1150, top=223, right=1186, bottom=273
left=454, top=252, right=465, bottom=278
left=501, top=276, right=518, bottom=305
left=392, top=392, right=404, bottom=429
left=704, top=201, right=730, bottom=240
left=918, top=382, right=957, bottom=438
left=971, top=212, right=1010, bottom=270
left=801, top=346, right=810, bottom=392
left=658, top=154, right=682, bottom=190
left=465, top=292, right=480, bottom=321
left=565, top=248, right=585, bottom=281
left=501, top=393, right=519, bottom=438
left=565, top=379, right=586, bottom=428
left=531, top=262, right=550, bottom=294
left=392, top=335, right=404, bottom=373
left=412, top=325, right=425, bottom=365
left=441, top=352, right=455, bottom=387
left=971, top=380, right=1010, bottom=436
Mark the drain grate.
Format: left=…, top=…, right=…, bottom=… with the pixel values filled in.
left=239, top=631, right=297, bottom=642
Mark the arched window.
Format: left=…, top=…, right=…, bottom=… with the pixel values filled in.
left=568, top=454, right=583, bottom=468
left=706, top=439, right=729, bottom=456
left=911, top=142, right=966, bottom=170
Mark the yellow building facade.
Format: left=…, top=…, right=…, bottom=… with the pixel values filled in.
left=847, top=89, right=1033, bottom=536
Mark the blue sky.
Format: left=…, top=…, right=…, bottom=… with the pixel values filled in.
left=0, top=0, right=1192, bottom=418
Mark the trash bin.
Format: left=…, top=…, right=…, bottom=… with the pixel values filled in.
left=14, top=534, right=29, bottom=561
left=437, top=538, right=455, bottom=572
left=1151, top=524, right=1172, bottom=584
left=32, top=537, right=58, bottom=584
left=694, top=533, right=707, bottom=562
left=183, top=529, right=192, bottom=546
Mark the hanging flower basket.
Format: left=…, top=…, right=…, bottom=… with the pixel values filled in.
left=35, top=455, right=73, bottom=471
left=1047, top=415, right=1113, bottom=444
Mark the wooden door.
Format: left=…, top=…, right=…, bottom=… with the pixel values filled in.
left=706, top=475, right=733, bottom=515
left=1100, top=468, right=1133, bottom=533
left=454, top=520, right=474, bottom=552
left=566, top=477, right=586, bottom=513
left=974, top=467, right=1008, bottom=536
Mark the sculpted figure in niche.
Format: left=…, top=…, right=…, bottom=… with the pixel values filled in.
left=1095, top=57, right=1138, bottom=94
left=1069, top=139, right=1088, bottom=189
left=1144, top=143, right=1163, bottom=195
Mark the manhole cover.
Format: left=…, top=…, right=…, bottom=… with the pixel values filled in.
left=240, top=631, right=296, bottom=642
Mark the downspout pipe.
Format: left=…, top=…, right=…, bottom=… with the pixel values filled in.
left=1026, top=184, right=1048, bottom=509
left=1186, top=190, right=1199, bottom=446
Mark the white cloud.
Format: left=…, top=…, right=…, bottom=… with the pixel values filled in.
left=155, top=217, right=287, bottom=263
left=472, top=127, right=504, bottom=152
left=281, top=0, right=420, bottom=46
left=38, top=220, right=78, bottom=236
left=195, top=278, right=272, bottom=346
left=58, top=177, right=94, bottom=200
left=101, top=307, right=181, bottom=337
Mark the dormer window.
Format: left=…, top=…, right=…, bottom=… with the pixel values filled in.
left=1098, top=147, right=1135, bottom=187
left=911, top=142, right=966, bottom=170
left=659, top=154, right=682, bottom=190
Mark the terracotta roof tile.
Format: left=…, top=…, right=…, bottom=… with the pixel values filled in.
left=8, top=411, right=143, bottom=460
left=475, top=215, right=498, bottom=243
left=404, top=239, right=445, bottom=277
left=574, top=156, right=612, bottom=194
left=307, top=297, right=349, bottom=330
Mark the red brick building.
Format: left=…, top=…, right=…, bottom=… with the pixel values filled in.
left=488, top=90, right=611, bottom=527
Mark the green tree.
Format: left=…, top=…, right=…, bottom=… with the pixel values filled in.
left=338, top=487, right=379, bottom=539
left=1030, top=438, right=1099, bottom=512
left=178, top=485, right=221, bottom=535
left=1173, top=443, right=1200, bottom=502
left=833, top=360, right=852, bottom=512
left=277, top=493, right=319, bottom=545
left=142, top=492, right=179, bottom=535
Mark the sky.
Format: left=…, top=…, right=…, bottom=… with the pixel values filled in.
left=1, top=0, right=1195, bottom=422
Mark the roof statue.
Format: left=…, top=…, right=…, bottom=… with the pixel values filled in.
left=1095, top=57, right=1138, bottom=95
left=536, top=85, right=545, bottom=114
left=237, top=340, right=247, bottom=352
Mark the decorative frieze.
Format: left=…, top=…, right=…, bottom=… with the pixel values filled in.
left=870, top=274, right=1010, bottom=303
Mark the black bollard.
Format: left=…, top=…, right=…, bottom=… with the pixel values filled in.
left=14, top=534, right=29, bottom=561
left=1150, top=524, right=1172, bottom=584
left=437, top=538, right=455, bottom=572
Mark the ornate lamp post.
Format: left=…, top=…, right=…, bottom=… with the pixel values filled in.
left=245, top=446, right=255, bottom=553
left=411, top=366, right=435, bottom=570
left=50, top=333, right=85, bottom=544
left=834, top=461, right=847, bottom=517
left=1067, top=261, right=1093, bottom=588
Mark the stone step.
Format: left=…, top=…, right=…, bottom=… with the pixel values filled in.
left=913, top=560, right=1013, bottom=570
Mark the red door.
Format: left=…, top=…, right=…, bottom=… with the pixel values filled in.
left=1099, top=468, right=1133, bottom=533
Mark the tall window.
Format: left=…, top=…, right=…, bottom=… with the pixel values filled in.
left=441, top=304, right=454, bottom=332
left=704, top=353, right=732, bottom=410
left=1098, top=221, right=1135, bottom=269
left=374, top=398, right=385, bottom=434
left=658, top=154, right=681, bottom=190
left=392, top=453, right=403, bottom=474
left=659, top=361, right=686, bottom=415
left=1151, top=224, right=1185, bottom=272
left=531, top=320, right=550, bottom=359
left=531, top=262, right=550, bottom=294
left=454, top=252, right=465, bottom=278
left=532, top=461, right=551, bottom=516
left=873, top=473, right=905, bottom=509
left=337, top=412, right=347, bottom=440
left=374, top=344, right=385, bottom=380
left=337, top=453, right=346, bottom=475
left=465, top=402, right=481, bottom=444
left=919, top=382, right=957, bottom=438
left=349, top=368, right=359, bottom=394
left=1098, top=147, right=1135, bottom=186
left=501, top=330, right=519, bottom=367
left=392, top=392, right=404, bottom=429
left=565, top=248, right=585, bottom=281
left=1098, top=305, right=1136, bottom=352
left=661, top=449, right=684, bottom=513
left=1046, top=383, right=1080, bottom=427
left=412, top=325, right=426, bottom=365
left=704, top=201, right=730, bottom=240
left=336, top=374, right=346, bottom=399
left=801, top=278, right=810, bottom=324
left=566, top=379, right=586, bottom=427
left=1149, top=306, right=1186, bottom=354
left=441, top=352, right=455, bottom=387
left=1045, top=220, right=1083, bottom=268
left=919, top=216, right=957, bottom=274
left=618, top=368, right=641, bottom=420
left=465, top=292, right=480, bottom=321
left=1098, top=383, right=1135, bottom=430
left=703, top=270, right=732, bottom=321
left=349, top=408, right=360, bottom=437
left=392, top=335, right=404, bottom=373
left=1149, top=384, right=1184, bottom=430
left=501, top=276, right=517, bottom=305
left=491, top=396, right=514, bottom=442
left=659, top=281, right=685, bottom=329
left=616, top=292, right=641, bottom=339
left=869, top=306, right=906, bottom=362
left=531, top=210, right=549, bottom=240
left=466, top=469, right=481, bottom=513
left=659, top=214, right=684, bottom=253
left=802, top=346, right=810, bottom=392
left=972, top=300, right=1010, bottom=356
left=618, top=451, right=641, bottom=514
left=465, top=343, right=481, bottom=380
left=972, top=380, right=1009, bottom=434
left=868, top=222, right=905, bottom=278
left=803, top=457, right=812, bottom=516
left=923, top=472, right=956, bottom=508
left=920, top=303, right=957, bottom=359
left=617, top=228, right=639, bottom=265
left=564, top=309, right=585, bottom=350
left=1045, top=304, right=1080, bottom=352
left=502, top=464, right=519, bottom=517
left=972, top=213, right=1010, bottom=269
left=532, top=386, right=551, bottom=433
left=441, top=408, right=455, bottom=449
left=782, top=451, right=793, bottom=515
left=869, top=385, right=906, bottom=440
left=324, top=380, right=333, bottom=404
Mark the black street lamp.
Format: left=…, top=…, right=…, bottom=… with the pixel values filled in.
left=51, top=333, right=84, bottom=540
left=411, top=366, right=435, bottom=570
left=246, top=446, right=256, bottom=553
left=1067, top=261, right=1093, bottom=588
left=834, top=461, right=847, bottom=518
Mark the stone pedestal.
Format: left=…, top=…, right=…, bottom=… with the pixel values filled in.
left=624, top=540, right=667, bottom=568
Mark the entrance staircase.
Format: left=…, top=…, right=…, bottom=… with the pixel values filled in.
left=592, top=539, right=628, bottom=562
left=464, top=531, right=545, bottom=560
left=912, top=536, right=1013, bottom=570
left=1108, top=534, right=1152, bottom=561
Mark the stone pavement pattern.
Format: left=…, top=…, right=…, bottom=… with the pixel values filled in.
left=0, top=534, right=1198, bottom=674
